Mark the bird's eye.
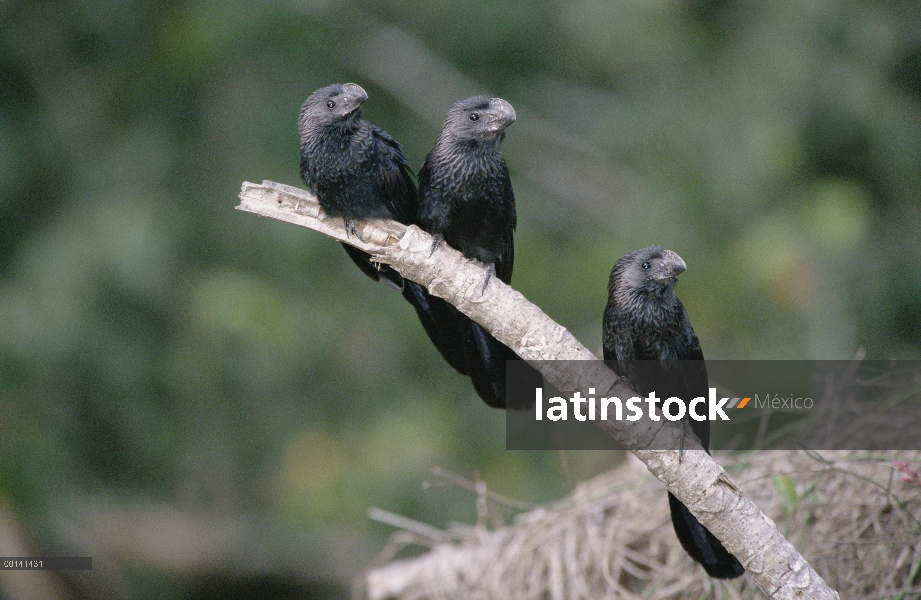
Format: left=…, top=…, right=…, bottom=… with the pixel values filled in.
left=326, top=100, right=336, bottom=109
left=642, top=261, right=651, bottom=271
left=469, top=113, right=479, bottom=121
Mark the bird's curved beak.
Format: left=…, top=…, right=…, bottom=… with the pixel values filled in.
left=340, top=83, right=369, bottom=114
left=659, top=249, right=687, bottom=279
left=486, top=98, right=516, bottom=132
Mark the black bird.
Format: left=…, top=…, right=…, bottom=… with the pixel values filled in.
left=411, top=95, right=522, bottom=408
left=298, top=83, right=417, bottom=290
left=602, top=246, right=744, bottom=579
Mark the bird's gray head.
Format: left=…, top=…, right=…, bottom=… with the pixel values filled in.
left=609, top=246, right=687, bottom=300
left=439, top=96, right=516, bottom=143
left=298, top=83, right=368, bottom=132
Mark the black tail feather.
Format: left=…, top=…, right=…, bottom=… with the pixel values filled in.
left=465, top=322, right=512, bottom=408
left=402, top=282, right=470, bottom=375
left=667, top=492, right=744, bottom=579
left=464, top=322, right=543, bottom=410
left=402, top=283, right=540, bottom=409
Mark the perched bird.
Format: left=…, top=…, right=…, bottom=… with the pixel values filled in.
left=298, top=83, right=417, bottom=290
left=602, top=246, right=744, bottom=579
left=411, top=95, right=523, bottom=408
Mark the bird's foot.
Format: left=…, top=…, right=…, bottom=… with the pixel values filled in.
left=479, top=263, right=495, bottom=297
left=344, top=219, right=366, bottom=243
left=429, top=234, right=445, bottom=258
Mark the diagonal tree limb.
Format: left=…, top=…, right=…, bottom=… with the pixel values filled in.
left=237, top=180, right=839, bottom=599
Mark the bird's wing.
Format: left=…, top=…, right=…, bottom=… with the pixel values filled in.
left=602, top=334, right=618, bottom=363
left=370, top=125, right=417, bottom=224
left=675, top=304, right=710, bottom=448
left=602, top=307, right=632, bottom=363
left=494, top=171, right=516, bottom=284
left=602, top=310, right=645, bottom=397
left=495, top=233, right=514, bottom=284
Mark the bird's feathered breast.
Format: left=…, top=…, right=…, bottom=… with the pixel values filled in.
left=603, top=256, right=707, bottom=411
left=300, top=119, right=415, bottom=222
left=603, top=263, right=688, bottom=362
left=417, top=138, right=516, bottom=279
left=421, top=134, right=507, bottom=191
left=299, top=119, right=359, bottom=187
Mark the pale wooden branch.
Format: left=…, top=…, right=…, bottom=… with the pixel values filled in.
left=237, top=180, right=839, bottom=600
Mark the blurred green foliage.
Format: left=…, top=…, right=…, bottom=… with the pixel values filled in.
left=1, top=0, right=920, bottom=594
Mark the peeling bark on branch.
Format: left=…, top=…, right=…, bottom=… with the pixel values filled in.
left=236, top=180, right=839, bottom=599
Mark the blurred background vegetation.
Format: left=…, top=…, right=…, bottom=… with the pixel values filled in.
left=1, top=0, right=920, bottom=597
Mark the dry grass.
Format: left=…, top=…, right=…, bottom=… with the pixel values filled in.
left=368, top=450, right=921, bottom=599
